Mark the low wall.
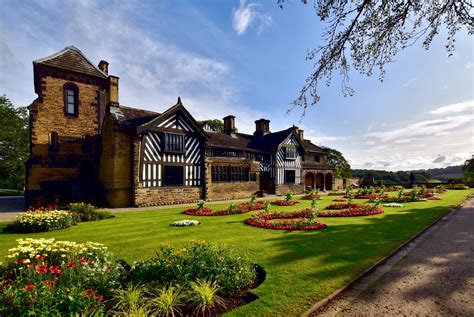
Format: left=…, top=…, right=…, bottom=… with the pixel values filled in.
left=207, top=181, right=259, bottom=201
left=134, top=186, right=203, bottom=207
left=275, top=184, right=304, bottom=195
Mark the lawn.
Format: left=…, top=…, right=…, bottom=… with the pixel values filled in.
left=0, top=189, right=23, bottom=196
left=0, top=189, right=472, bottom=316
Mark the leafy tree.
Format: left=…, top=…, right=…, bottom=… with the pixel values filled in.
left=0, top=95, right=29, bottom=190
left=462, top=156, right=474, bottom=181
left=197, top=119, right=224, bottom=131
left=323, top=146, right=351, bottom=178
left=278, top=0, right=473, bottom=115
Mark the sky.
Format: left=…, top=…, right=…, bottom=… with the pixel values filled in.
left=1, top=0, right=473, bottom=171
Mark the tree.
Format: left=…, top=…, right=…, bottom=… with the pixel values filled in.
left=0, top=95, right=29, bottom=190
left=197, top=119, right=224, bottom=131
left=323, top=146, right=351, bottom=178
left=279, top=1, right=473, bottom=116
left=462, top=156, right=474, bottom=181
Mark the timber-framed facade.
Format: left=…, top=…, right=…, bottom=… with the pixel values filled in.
left=25, top=46, right=335, bottom=207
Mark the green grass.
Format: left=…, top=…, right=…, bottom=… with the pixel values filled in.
left=0, top=190, right=472, bottom=316
left=0, top=189, right=23, bottom=196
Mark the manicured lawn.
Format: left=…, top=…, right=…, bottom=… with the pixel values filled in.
left=0, top=190, right=472, bottom=316
left=0, top=189, right=23, bottom=196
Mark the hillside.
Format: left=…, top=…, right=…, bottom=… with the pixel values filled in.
left=352, top=165, right=463, bottom=184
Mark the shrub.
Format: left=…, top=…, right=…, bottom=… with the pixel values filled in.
left=0, top=238, right=123, bottom=315
left=446, top=184, right=469, bottom=190
left=129, top=241, right=256, bottom=297
left=152, top=285, right=185, bottom=317
left=4, top=210, right=75, bottom=233
left=285, top=192, right=293, bottom=201
left=189, top=279, right=225, bottom=315
left=112, top=283, right=150, bottom=316
left=68, top=202, right=113, bottom=222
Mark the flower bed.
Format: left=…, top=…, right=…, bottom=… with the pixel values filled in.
left=67, top=202, right=113, bottom=222
left=0, top=238, right=121, bottom=315
left=332, top=198, right=347, bottom=202
left=170, top=219, right=200, bottom=226
left=383, top=203, right=404, bottom=207
left=354, top=194, right=385, bottom=199
left=325, top=203, right=365, bottom=210
left=270, top=200, right=300, bottom=206
left=245, top=209, right=327, bottom=231
left=4, top=210, right=75, bottom=233
left=381, top=196, right=422, bottom=203
left=183, top=202, right=265, bottom=216
left=426, top=196, right=442, bottom=200
left=318, top=205, right=384, bottom=217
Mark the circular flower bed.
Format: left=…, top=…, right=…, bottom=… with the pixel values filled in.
left=426, top=196, right=442, bottom=200
left=332, top=198, right=347, bottom=202
left=270, top=200, right=300, bottom=206
left=183, top=202, right=265, bottom=216
left=245, top=209, right=327, bottom=231
left=318, top=205, right=384, bottom=217
left=170, top=219, right=200, bottom=226
left=325, top=203, right=364, bottom=210
left=301, top=194, right=321, bottom=200
left=354, top=194, right=385, bottom=199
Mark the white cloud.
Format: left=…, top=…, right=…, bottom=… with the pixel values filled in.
left=401, top=77, right=417, bottom=87
left=428, top=99, right=474, bottom=115
left=232, top=0, right=272, bottom=36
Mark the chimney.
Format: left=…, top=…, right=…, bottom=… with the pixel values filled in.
left=223, top=115, right=236, bottom=134
left=254, top=119, right=270, bottom=136
left=98, top=60, right=109, bottom=75
left=297, top=129, right=304, bottom=140
left=107, top=75, right=119, bottom=105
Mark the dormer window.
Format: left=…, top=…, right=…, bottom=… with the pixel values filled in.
left=164, top=133, right=185, bottom=153
left=63, top=83, right=79, bottom=116
left=285, top=147, right=297, bottom=160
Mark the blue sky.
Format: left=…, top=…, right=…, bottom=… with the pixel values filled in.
left=1, top=0, right=473, bottom=171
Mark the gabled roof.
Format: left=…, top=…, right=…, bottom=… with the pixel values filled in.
left=33, top=45, right=107, bottom=78
left=248, top=127, right=307, bottom=152
left=304, top=140, right=326, bottom=153
left=206, top=131, right=257, bottom=151
left=109, top=105, right=160, bottom=131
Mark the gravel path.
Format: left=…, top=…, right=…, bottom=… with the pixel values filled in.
left=312, top=196, right=474, bottom=317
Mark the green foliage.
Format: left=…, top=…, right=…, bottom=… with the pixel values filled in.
left=112, top=283, right=150, bottom=316
left=196, top=200, right=205, bottom=210
left=189, top=279, right=225, bottom=315
left=129, top=241, right=256, bottom=297
left=5, top=210, right=75, bottom=233
left=310, top=199, right=318, bottom=218
left=0, top=95, right=29, bottom=190
left=197, top=119, right=224, bottom=131
left=462, top=157, right=474, bottom=181
left=68, top=202, right=113, bottom=222
left=250, top=194, right=257, bottom=204
left=323, top=147, right=351, bottom=178
left=352, top=169, right=433, bottom=184
left=285, top=192, right=293, bottom=201
left=152, top=285, right=185, bottom=317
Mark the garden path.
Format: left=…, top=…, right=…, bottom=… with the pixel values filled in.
left=309, top=196, right=474, bottom=317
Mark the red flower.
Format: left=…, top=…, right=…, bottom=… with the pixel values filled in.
left=96, top=295, right=104, bottom=301
left=67, top=262, right=75, bottom=268
left=78, top=257, right=89, bottom=264
left=35, top=255, right=46, bottom=261
left=35, top=264, right=48, bottom=274
left=14, top=259, right=25, bottom=265
left=24, top=283, right=36, bottom=291
left=41, top=280, right=54, bottom=289
left=84, top=289, right=97, bottom=298
left=49, top=265, right=63, bottom=275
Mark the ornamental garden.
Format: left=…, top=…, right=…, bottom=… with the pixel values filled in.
left=0, top=186, right=472, bottom=316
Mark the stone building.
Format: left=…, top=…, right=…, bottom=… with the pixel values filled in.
left=25, top=46, right=335, bottom=207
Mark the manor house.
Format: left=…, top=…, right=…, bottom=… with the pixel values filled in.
left=25, top=46, right=335, bottom=207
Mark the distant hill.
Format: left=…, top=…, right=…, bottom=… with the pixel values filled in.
left=352, top=165, right=463, bottom=184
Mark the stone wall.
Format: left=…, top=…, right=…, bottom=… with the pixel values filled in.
left=207, top=182, right=260, bottom=201
left=275, top=184, right=304, bottom=195
left=135, top=186, right=203, bottom=206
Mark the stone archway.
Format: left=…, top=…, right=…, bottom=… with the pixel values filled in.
left=315, top=173, right=324, bottom=190
left=304, top=172, right=315, bottom=190
left=325, top=173, right=333, bottom=191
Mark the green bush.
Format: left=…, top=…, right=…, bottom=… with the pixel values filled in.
left=129, top=241, right=256, bottom=297
left=68, top=202, right=114, bottom=222
left=5, top=210, right=75, bottom=233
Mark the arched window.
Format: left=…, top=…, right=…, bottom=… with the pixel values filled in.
left=63, top=83, right=79, bottom=116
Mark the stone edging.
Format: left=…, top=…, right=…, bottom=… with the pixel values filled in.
left=302, top=194, right=473, bottom=317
